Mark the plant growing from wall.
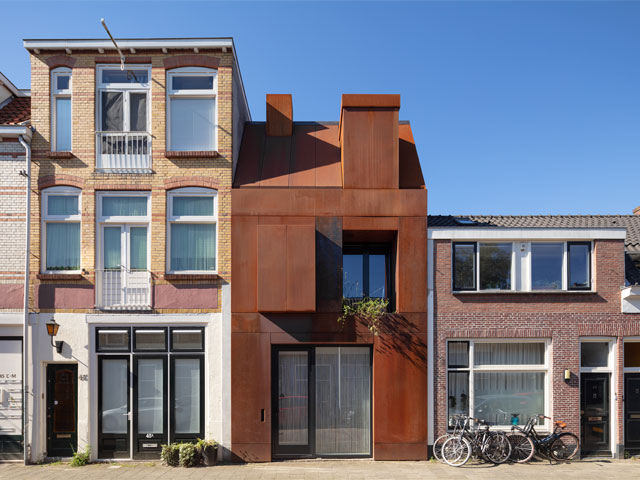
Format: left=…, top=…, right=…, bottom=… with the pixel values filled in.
left=337, top=297, right=389, bottom=336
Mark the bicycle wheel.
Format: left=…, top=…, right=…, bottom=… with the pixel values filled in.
left=433, top=434, right=451, bottom=463
left=549, top=432, right=579, bottom=462
left=482, top=432, right=512, bottom=464
left=442, top=436, right=472, bottom=467
left=507, top=432, right=535, bottom=463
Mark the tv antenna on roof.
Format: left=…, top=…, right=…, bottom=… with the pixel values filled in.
left=100, top=18, right=125, bottom=70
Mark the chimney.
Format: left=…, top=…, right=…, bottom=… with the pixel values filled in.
left=266, top=94, right=292, bottom=136
left=634, top=206, right=640, bottom=215
left=339, top=94, right=400, bottom=189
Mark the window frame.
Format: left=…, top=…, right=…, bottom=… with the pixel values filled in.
left=166, top=187, right=218, bottom=274
left=170, top=327, right=205, bottom=352
left=133, top=327, right=168, bottom=353
left=51, top=67, right=72, bottom=152
left=166, top=67, right=218, bottom=151
left=567, top=241, right=592, bottom=291
left=41, top=186, right=81, bottom=274
left=452, top=242, right=477, bottom=291
left=96, top=327, right=132, bottom=353
left=342, top=243, right=392, bottom=301
left=580, top=338, right=614, bottom=373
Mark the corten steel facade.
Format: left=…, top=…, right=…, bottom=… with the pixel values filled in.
left=231, top=94, right=429, bottom=461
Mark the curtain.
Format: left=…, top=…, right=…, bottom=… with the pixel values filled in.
left=448, top=341, right=469, bottom=368
left=315, top=347, right=371, bottom=455
left=448, top=371, right=469, bottom=421
left=101, top=91, right=123, bottom=131
left=474, top=372, right=545, bottom=425
left=170, top=97, right=215, bottom=150
left=102, top=196, right=147, bottom=217
left=101, top=359, right=128, bottom=434
left=173, top=196, right=214, bottom=216
left=129, top=93, right=147, bottom=132
left=172, top=75, right=213, bottom=90
left=129, top=227, right=147, bottom=270
left=174, top=359, right=200, bottom=434
left=171, top=223, right=216, bottom=271
left=137, top=358, right=164, bottom=434
left=474, top=343, right=545, bottom=366
left=55, top=97, right=71, bottom=151
left=278, top=351, right=308, bottom=445
left=103, top=226, right=121, bottom=270
left=48, top=195, right=78, bottom=216
left=46, top=222, right=80, bottom=270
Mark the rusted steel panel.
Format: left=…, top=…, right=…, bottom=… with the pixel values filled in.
left=258, top=216, right=315, bottom=225
left=285, top=224, right=316, bottom=312
left=315, top=123, right=342, bottom=187
left=316, top=217, right=343, bottom=313
left=398, top=123, right=425, bottom=189
left=341, top=94, right=401, bottom=109
left=266, top=94, right=293, bottom=137
left=259, top=135, right=291, bottom=187
left=289, top=124, right=317, bottom=187
left=233, top=123, right=264, bottom=187
left=231, top=216, right=258, bottom=312
left=374, top=442, right=429, bottom=461
left=257, top=224, right=287, bottom=312
left=343, top=216, right=399, bottom=231
left=396, top=217, right=428, bottom=313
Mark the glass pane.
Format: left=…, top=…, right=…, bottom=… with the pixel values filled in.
left=98, top=329, right=129, bottom=351
left=581, top=342, right=609, bottom=368
left=531, top=243, right=563, bottom=290
left=101, top=91, right=123, bottom=131
left=172, top=330, right=203, bottom=351
left=102, top=69, right=149, bottom=84
left=170, top=97, right=215, bottom=150
left=129, top=93, right=147, bottom=132
left=369, top=254, right=386, bottom=298
left=174, top=358, right=201, bottom=434
left=448, top=371, right=469, bottom=422
left=172, top=75, right=214, bottom=90
left=101, top=359, right=128, bottom=434
left=55, top=97, right=71, bottom=151
left=48, top=195, right=78, bottom=216
left=625, top=343, right=640, bottom=368
left=53, top=368, right=76, bottom=432
left=448, top=341, right=469, bottom=368
left=315, top=347, right=371, bottom=455
left=474, top=372, right=545, bottom=426
left=56, top=75, right=70, bottom=91
left=129, top=227, right=147, bottom=271
left=46, top=223, right=80, bottom=270
left=474, top=343, right=545, bottom=366
left=171, top=223, right=216, bottom=271
left=479, top=243, right=512, bottom=290
left=173, top=196, right=214, bottom=216
left=454, top=244, right=475, bottom=290
left=103, top=226, right=121, bottom=270
left=135, top=330, right=166, bottom=351
left=137, top=359, right=163, bottom=434
left=343, top=254, right=364, bottom=298
left=102, top=196, right=147, bottom=217
left=569, top=243, right=590, bottom=289
left=278, top=351, right=308, bottom=445
left=0, top=340, right=22, bottom=437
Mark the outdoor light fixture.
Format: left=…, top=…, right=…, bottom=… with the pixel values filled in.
left=564, top=369, right=571, bottom=381
left=46, top=321, right=64, bottom=353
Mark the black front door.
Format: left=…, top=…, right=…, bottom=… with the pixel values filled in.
left=98, top=356, right=130, bottom=458
left=625, top=373, right=640, bottom=454
left=581, top=373, right=610, bottom=455
left=46, top=364, right=78, bottom=457
left=133, top=356, right=167, bottom=459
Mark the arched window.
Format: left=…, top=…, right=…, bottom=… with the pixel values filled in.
left=51, top=67, right=72, bottom=151
left=42, top=186, right=81, bottom=273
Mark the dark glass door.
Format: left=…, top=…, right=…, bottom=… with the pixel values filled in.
left=98, top=356, right=130, bottom=458
left=625, top=373, right=640, bottom=454
left=133, top=356, right=167, bottom=459
left=46, top=364, right=77, bottom=457
left=581, top=373, right=610, bottom=455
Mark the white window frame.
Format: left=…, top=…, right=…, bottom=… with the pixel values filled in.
left=623, top=338, right=640, bottom=373
left=96, top=65, right=151, bottom=133
left=580, top=338, right=615, bottom=374
left=166, top=187, right=218, bottom=274
left=51, top=67, right=72, bottom=151
left=166, top=67, right=218, bottom=151
left=446, top=339, right=551, bottom=431
left=41, top=186, right=81, bottom=274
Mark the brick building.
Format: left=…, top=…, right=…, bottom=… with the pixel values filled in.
left=428, top=214, right=640, bottom=457
left=20, top=37, right=249, bottom=462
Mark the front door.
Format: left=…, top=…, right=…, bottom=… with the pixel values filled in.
left=46, top=364, right=77, bottom=457
left=133, top=356, right=167, bottom=459
left=98, top=356, right=130, bottom=458
left=581, top=373, right=610, bottom=455
left=625, top=373, right=640, bottom=454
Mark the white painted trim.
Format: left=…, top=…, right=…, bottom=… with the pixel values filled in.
left=51, top=68, right=72, bottom=152
left=427, top=238, right=434, bottom=445
left=429, top=227, right=627, bottom=240
left=86, top=313, right=211, bottom=323
left=0, top=313, right=23, bottom=325
left=24, top=38, right=235, bottom=50
left=0, top=71, right=27, bottom=97
left=41, top=187, right=82, bottom=274
left=0, top=126, right=32, bottom=139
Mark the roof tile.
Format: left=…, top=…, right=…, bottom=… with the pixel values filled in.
left=0, top=97, right=31, bottom=125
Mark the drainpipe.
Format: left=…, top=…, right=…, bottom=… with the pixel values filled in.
left=18, top=133, right=31, bottom=465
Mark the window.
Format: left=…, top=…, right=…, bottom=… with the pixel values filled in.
left=447, top=340, right=548, bottom=427
left=97, top=328, right=131, bottom=352
left=134, top=328, right=167, bottom=352
left=51, top=68, right=72, bottom=151
left=171, top=328, right=204, bottom=352
left=531, top=243, right=563, bottom=290
left=42, top=187, right=81, bottom=273
left=167, top=67, right=217, bottom=151
left=167, top=188, right=217, bottom=273
left=453, top=243, right=476, bottom=291
left=568, top=242, right=591, bottom=290
left=581, top=341, right=612, bottom=369
left=97, top=65, right=150, bottom=133
left=343, top=244, right=390, bottom=299
left=479, top=243, right=512, bottom=290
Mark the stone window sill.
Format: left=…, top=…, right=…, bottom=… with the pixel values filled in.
left=164, top=150, right=219, bottom=159
left=49, top=151, right=74, bottom=159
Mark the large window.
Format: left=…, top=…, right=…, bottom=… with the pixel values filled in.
left=167, top=188, right=217, bottom=273
left=167, top=68, right=217, bottom=151
left=447, top=340, right=548, bottom=428
left=343, top=244, right=390, bottom=299
left=97, top=66, right=150, bottom=133
left=51, top=68, right=72, bottom=151
left=42, top=187, right=81, bottom=273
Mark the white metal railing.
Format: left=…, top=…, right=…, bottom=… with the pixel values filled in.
left=96, top=131, right=151, bottom=172
left=96, top=268, right=151, bottom=310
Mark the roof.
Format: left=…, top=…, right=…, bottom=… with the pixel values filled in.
left=0, top=71, right=28, bottom=98
left=428, top=215, right=640, bottom=252
left=23, top=37, right=234, bottom=50
left=0, top=96, right=31, bottom=125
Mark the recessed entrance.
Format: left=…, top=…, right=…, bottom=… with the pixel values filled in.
left=46, top=364, right=78, bottom=457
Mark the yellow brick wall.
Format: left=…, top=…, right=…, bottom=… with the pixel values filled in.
left=29, top=50, right=234, bottom=314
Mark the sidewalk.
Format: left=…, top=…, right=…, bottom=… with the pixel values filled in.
left=0, top=458, right=638, bottom=479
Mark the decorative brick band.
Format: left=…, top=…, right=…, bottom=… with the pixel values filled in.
left=163, top=55, right=220, bottom=70
left=164, top=176, right=219, bottom=190
left=46, top=55, right=76, bottom=69
left=95, top=56, right=152, bottom=64
left=48, top=151, right=74, bottom=159
left=38, top=174, right=84, bottom=190
left=164, top=150, right=219, bottom=158
left=442, top=328, right=554, bottom=338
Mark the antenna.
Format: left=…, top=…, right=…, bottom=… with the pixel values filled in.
left=100, top=18, right=125, bottom=70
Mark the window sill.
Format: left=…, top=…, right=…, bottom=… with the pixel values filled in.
left=37, top=273, right=84, bottom=280
left=163, top=273, right=219, bottom=281
left=164, top=150, right=219, bottom=159
left=49, top=151, right=73, bottom=159
left=453, top=289, right=596, bottom=295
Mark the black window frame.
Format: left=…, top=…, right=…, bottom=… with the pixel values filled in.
left=342, top=243, right=393, bottom=304
left=447, top=340, right=470, bottom=368
left=170, top=354, right=205, bottom=443
left=170, top=327, right=205, bottom=352
left=567, top=241, right=592, bottom=291
left=452, top=242, right=477, bottom=291
left=96, top=327, right=132, bottom=353
left=133, top=327, right=168, bottom=353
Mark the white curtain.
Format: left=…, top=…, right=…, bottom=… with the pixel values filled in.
left=448, top=371, right=469, bottom=420
left=173, top=196, right=213, bottom=216
left=448, top=341, right=469, bottom=367
left=102, top=196, right=147, bottom=216
left=474, top=343, right=544, bottom=366
left=170, top=97, right=215, bottom=150
left=278, top=351, right=308, bottom=445
left=174, top=359, right=200, bottom=434
left=137, top=358, right=164, bottom=434
left=48, top=195, right=78, bottom=215
left=171, top=223, right=216, bottom=271
left=46, top=222, right=80, bottom=270
left=103, top=226, right=121, bottom=270
left=101, top=359, right=128, bottom=434
left=55, top=97, right=71, bottom=151
left=129, top=227, right=147, bottom=270
left=129, top=93, right=147, bottom=132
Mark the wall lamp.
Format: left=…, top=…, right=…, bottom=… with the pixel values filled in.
left=564, top=369, right=571, bottom=381
left=46, top=321, right=64, bottom=353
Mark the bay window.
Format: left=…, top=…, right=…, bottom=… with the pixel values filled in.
left=51, top=68, right=72, bottom=151
left=42, top=187, right=81, bottom=273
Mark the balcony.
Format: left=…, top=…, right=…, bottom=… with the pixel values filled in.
left=96, top=131, right=152, bottom=173
left=96, top=268, right=151, bottom=310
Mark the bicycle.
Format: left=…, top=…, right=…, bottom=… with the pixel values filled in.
left=508, top=414, right=579, bottom=464
left=442, top=415, right=512, bottom=466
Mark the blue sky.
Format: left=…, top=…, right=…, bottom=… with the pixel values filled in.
left=2, top=1, right=639, bottom=215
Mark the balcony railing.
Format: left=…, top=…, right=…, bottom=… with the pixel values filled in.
left=96, top=268, right=151, bottom=310
left=96, top=131, right=151, bottom=172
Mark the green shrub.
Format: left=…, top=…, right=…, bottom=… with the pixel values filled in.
left=337, top=297, right=389, bottom=335
left=178, top=442, right=198, bottom=468
left=70, top=445, right=91, bottom=467
left=161, top=443, right=180, bottom=467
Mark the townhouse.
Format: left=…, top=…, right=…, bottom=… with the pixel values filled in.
left=428, top=214, right=640, bottom=458
left=20, top=37, right=250, bottom=462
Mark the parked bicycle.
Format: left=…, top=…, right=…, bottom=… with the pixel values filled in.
left=507, top=414, right=579, bottom=464
left=441, top=415, right=512, bottom=466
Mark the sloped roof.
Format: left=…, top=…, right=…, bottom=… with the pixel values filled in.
left=0, top=97, right=31, bottom=125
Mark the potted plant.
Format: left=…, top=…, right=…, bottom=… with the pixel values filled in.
left=196, top=438, right=219, bottom=466
left=160, top=443, right=180, bottom=467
